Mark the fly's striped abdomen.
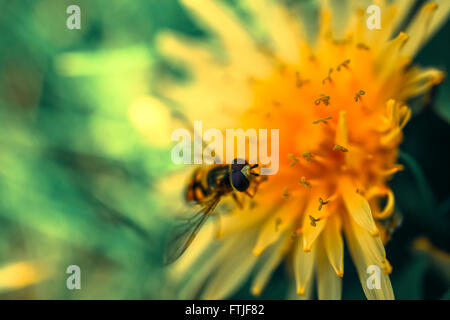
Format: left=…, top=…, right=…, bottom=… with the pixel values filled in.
left=185, top=167, right=211, bottom=203
left=185, top=165, right=231, bottom=203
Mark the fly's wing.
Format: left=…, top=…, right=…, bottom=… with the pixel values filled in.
left=164, top=196, right=221, bottom=265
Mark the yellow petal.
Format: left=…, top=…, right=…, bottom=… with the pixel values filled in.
left=402, top=2, right=439, bottom=58
left=241, top=0, right=304, bottom=64
left=427, top=0, right=450, bottom=44
left=287, top=279, right=314, bottom=300
left=176, top=233, right=240, bottom=299
left=251, top=236, right=287, bottom=296
left=252, top=202, right=298, bottom=256
left=201, top=231, right=258, bottom=299
left=390, top=0, right=416, bottom=32
left=352, top=219, right=387, bottom=266
left=180, top=0, right=271, bottom=77
left=375, top=32, right=410, bottom=81
left=344, top=216, right=394, bottom=300
left=302, top=198, right=327, bottom=252
left=400, top=67, right=444, bottom=101
left=323, top=214, right=344, bottom=276
left=294, top=235, right=316, bottom=295
left=317, top=241, right=342, bottom=300
left=341, top=178, right=379, bottom=235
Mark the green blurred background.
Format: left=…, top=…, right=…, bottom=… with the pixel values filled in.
left=0, top=0, right=448, bottom=299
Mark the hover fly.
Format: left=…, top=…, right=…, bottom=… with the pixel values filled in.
left=164, top=158, right=264, bottom=264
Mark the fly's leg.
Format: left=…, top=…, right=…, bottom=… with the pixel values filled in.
left=246, top=175, right=268, bottom=198
left=232, top=192, right=243, bottom=209
left=245, top=190, right=255, bottom=198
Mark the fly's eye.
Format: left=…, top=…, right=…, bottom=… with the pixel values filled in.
left=231, top=171, right=250, bottom=192
left=231, top=158, right=248, bottom=172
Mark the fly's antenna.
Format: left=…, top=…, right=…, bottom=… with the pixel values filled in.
left=250, top=164, right=259, bottom=176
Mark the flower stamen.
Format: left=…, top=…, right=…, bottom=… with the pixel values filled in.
left=299, top=177, right=312, bottom=188
left=322, top=68, right=333, bottom=85
left=301, top=152, right=314, bottom=162
left=288, top=154, right=299, bottom=167
left=333, top=144, right=349, bottom=152
left=354, top=90, right=366, bottom=102
left=318, top=197, right=329, bottom=211
left=309, top=215, right=321, bottom=227
left=336, top=59, right=351, bottom=71
left=314, top=94, right=330, bottom=106
left=312, top=116, right=332, bottom=124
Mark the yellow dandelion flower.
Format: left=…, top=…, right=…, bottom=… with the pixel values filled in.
left=0, top=261, right=44, bottom=291
left=157, top=0, right=449, bottom=300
